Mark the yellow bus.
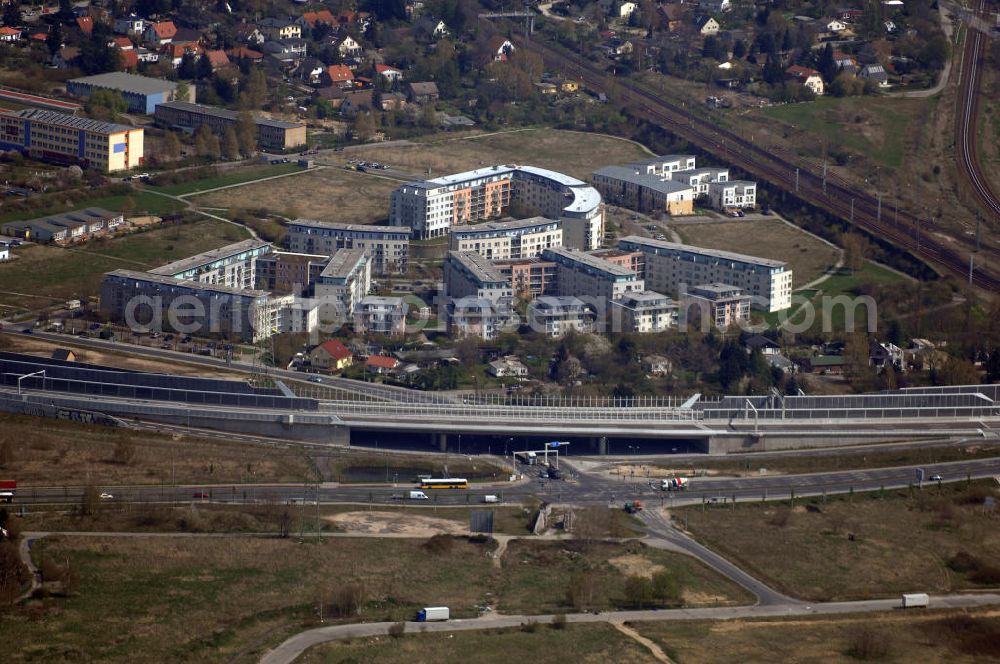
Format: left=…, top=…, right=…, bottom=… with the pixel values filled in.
left=419, top=478, right=469, bottom=490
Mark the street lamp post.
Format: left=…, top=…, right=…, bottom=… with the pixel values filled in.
left=17, top=370, right=45, bottom=395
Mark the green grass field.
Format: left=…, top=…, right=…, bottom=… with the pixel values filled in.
left=0, top=218, right=249, bottom=308
left=760, top=96, right=918, bottom=170
left=0, top=192, right=184, bottom=224
left=149, top=163, right=303, bottom=196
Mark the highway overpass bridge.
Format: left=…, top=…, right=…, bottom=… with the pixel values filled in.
left=2, top=352, right=1000, bottom=454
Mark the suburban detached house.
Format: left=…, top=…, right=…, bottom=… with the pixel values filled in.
left=833, top=50, right=858, bottom=75
left=365, top=355, right=400, bottom=374
left=233, top=22, right=264, bottom=46
left=144, top=20, right=177, bottom=46
left=699, top=0, right=731, bottom=12
left=407, top=81, right=439, bottom=103
left=309, top=339, right=353, bottom=371
left=162, top=42, right=203, bottom=67
left=323, top=64, right=355, bottom=88
left=858, top=63, right=889, bottom=86
left=486, top=36, right=514, bottom=62
left=341, top=90, right=375, bottom=115
left=376, top=64, right=403, bottom=82
left=228, top=46, right=264, bottom=63
left=259, top=17, right=301, bottom=41
left=109, top=36, right=134, bottom=50
left=642, top=355, right=673, bottom=376
left=298, top=10, right=336, bottom=29
left=785, top=65, right=824, bottom=95
left=114, top=15, right=146, bottom=35
left=487, top=356, right=529, bottom=378
left=743, top=334, right=780, bottom=355
left=826, top=19, right=848, bottom=33
left=332, top=35, right=363, bottom=58
left=0, top=27, right=21, bottom=43
left=204, top=49, right=230, bottom=70
left=869, top=340, right=905, bottom=372
left=697, top=16, right=721, bottom=36
left=659, top=4, right=686, bottom=32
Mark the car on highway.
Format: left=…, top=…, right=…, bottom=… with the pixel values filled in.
left=308, top=376, right=324, bottom=383
left=193, top=492, right=209, bottom=499
left=99, top=492, right=113, bottom=500
left=929, top=474, right=942, bottom=482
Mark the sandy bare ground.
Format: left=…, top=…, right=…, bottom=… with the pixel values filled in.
left=4, top=336, right=243, bottom=378
left=609, top=554, right=665, bottom=579
left=325, top=510, right=467, bottom=537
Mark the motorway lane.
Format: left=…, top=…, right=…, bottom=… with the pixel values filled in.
left=13, top=457, right=1000, bottom=507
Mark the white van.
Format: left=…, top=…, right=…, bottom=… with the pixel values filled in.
left=483, top=495, right=500, bottom=503
left=408, top=490, right=429, bottom=500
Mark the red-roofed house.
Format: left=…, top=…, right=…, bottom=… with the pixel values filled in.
left=785, top=65, right=824, bottom=95
left=0, top=27, right=21, bottom=43
left=144, top=20, right=177, bottom=46
left=365, top=355, right=400, bottom=374
left=162, top=41, right=203, bottom=67
left=375, top=64, right=403, bottom=82
left=76, top=16, right=94, bottom=36
left=204, top=49, right=230, bottom=69
left=110, top=36, right=134, bottom=50
left=299, top=10, right=336, bottom=28
left=29, top=30, right=49, bottom=42
left=119, top=49, right=139, bottom=70
left=323, top=64, right=354, bottom=88
left=309, top=339, right=354, bottom=371
left=227, top=46, right=263, bottom=62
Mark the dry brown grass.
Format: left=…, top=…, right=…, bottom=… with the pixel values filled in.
left=192, top=168, right=398, bottom=223
left=295, top=624, right=661, bottom=664
left=350, top=128, right=650, bottom=181
left=634, top=610, right=1000, bottom=664
left=677, top=482, right=1000, bottom=601
left=673, top=218, right=841, bottom=288
left=0, top=413, right=313, bottom=486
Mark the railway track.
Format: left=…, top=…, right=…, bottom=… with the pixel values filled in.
left=520, top=36, right=1000, bottom=291
left=956, top=0, right=1000, bottom=223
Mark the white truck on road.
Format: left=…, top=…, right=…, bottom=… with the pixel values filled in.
left=660, top=477, right=689, bottom=491
left=408, top=490, right=429, bottom=500
left=417, top=606, right=449, bottom=621
left=901, top=593, right=929, bottom=608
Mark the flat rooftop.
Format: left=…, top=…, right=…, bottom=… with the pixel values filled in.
left=450, top=216, right=558, bottom=235
left=69, top=72, right=178, bottom=95
left=543, top=246, right=637, bottom=277
left=626, top=154, right=696, bottom=168
left=593, top=166, right=694, bottom=195
left=320, top=248, right=367, bottom=279
left=448, top=250, right=509, bottom=283
left=289, top=219, right=410, bottom=236
left=156, top=100, right=303, bottom=129
left=619, top=235, right=786, bottom=269
left=150, top=239, right=269, bottom=276
left=105, top=269, right=270, bottom=298
left=4, top=108, right=133, bottom=135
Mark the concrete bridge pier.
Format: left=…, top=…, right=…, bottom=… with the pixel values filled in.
left=437, top=433, right=447, bottom=452
left=598, top=436, right=608, bottom=455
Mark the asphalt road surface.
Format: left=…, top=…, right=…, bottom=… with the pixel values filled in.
left=258, top=592, right=1000, bottom=664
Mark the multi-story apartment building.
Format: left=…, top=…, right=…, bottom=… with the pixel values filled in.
left=354, top=296, right=407, bottom=337
left=683, top=283, right=751, bottom=329
left=254, top=251, right=329, bottom=294
left=588, top=248, right=643, bottom=274
left=149, top=239, right=270, bottom=290
left=389, top=165, right=604, bottom=249
left=610, top=290, right=678, bottom=334
left=100, top=269, right=284, bottom=342
left=708, top=180, right=757, bottom=209
left=671, top=167, right=729, bottom=196
left=445, top=297, right=511, bottom=340
left=285, top=219, right=409, bottom=275
left=626, top=154, right=697, bottom=176
left=541, top=247, right=644, bottom=303
left=528, top=296, right=598, bottom=337
left=154, top=101, right=306, bottom=151
left=0, top=109, right=143, bottom=172
left=313, top=249, right=371, bottom=323
left=1, top=208, right=124, bottom=244
left=618, top=236, right=792, bottom=312
left=493, top=257, right=558, bottom=300
left=67, top=72, right=194, bottom=114
left=591, top=165, right=695, bottom=216
left=448, top=216, right=562, bottom=260
left=444, top=251, right=513, bottom=305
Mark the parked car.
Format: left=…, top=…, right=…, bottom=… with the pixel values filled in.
left=99, top=492, right=113, bottom=500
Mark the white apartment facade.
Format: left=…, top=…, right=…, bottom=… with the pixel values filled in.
left=610, top=290, right=678, bottom=333
left=448, top=217, right=562, bottom=260
left=285, top=219, right=410, bottom=275
left=149, top=239, right=270, bottom=290
left=542, top=247, right=645, bottom=302
left=527, top=296, right=598, bottom=337
left=389, top=165, right=604, bottom=249
left=708, top=180, right=757, bottom=209
left=618, top=236, right=792, bottom=312
left=313, top=248, right=371, bottom=324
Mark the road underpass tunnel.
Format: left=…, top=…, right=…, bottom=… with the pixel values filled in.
left=349, top=430, right=710, bottom=456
